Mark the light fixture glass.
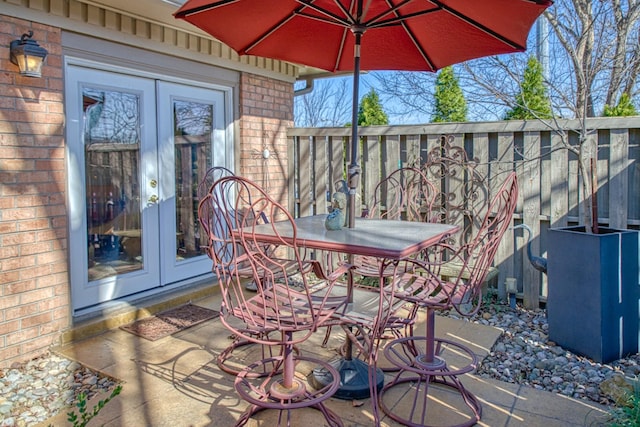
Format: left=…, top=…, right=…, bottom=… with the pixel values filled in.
left=9, top=31, right=48, bottom=78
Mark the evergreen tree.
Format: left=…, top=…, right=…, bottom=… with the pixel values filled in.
left=603, top=93, right=638, bottom=117
left=504, top=56, right=552, bottom=120
left=432, top=66, right=467, bottom=123
left=357, top=88, right=389, bottom=126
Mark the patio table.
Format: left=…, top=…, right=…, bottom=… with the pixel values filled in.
left=235, top=214, right=459, bottom=399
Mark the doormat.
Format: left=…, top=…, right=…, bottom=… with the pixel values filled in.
left=120, top=304, right=219, bottom=341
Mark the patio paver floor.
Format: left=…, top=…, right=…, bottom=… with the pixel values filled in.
left=44, top=287, right=611, bottom=426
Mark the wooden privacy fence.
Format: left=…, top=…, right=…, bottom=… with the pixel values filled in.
left=287, top=117, right=640, bottom=309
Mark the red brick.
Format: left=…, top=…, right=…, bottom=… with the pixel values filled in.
left=22, top=335, right=56, bottom=355
left=2, top=255, right=36, bottom=270
left=5, top=280, right=36, bottom=295
left=20, top=241, right=52, bottom=255
left=5, top=302, right=39, bottom=321
left=2, top=232, right=36, bottom=246
left=0, top=345, right=23, bottom=368
left=0, top=295, right=21, bottom=310
left=35, top=273, right=58, bottom=288
left=40, top=318, right=66, bottom=336
left=20, top=265, right=52, bottom=280
left=38, top=295, right=66, bottom=311
left=17, top=219, right=50, bottom=231
left=53, top=306, right=69, bottom=321
left=0, top=246, right=19, bottom=259
left=52, top=281, right=69, bottom=295
left=6, top=326, right=39, bottom=345
left=22, top=311, right=52, bottom=328
left=21, top=288, right=53, bottom=304
left=37, top=250, right=65, bottom=264
left=2, top=207, right=37, bottom=221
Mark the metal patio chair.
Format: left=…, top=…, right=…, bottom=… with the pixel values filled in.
left=201, top=175, right=349, bottom=426
left=421, top=134, right=501, bottom=300
left=354, top=166, right=438, bottom=278
left=198, top=167, right=327, bottom=375
left=422, top=134, right=490, bottom=252
left=378, top=171, right=518, bottom=427
left=198, top=166, right=265, bottom=375
left=196, top=165, right=235, bottom=202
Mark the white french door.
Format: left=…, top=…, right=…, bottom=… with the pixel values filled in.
left=66, top=63, right=232, bottom=311
left=157, top=81, right=228, bottom=284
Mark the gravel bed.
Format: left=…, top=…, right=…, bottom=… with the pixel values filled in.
left=0, top=353, right=119, bottom=427
left=448, top=301, right=640, bottom=406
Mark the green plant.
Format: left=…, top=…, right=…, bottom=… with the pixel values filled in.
left=51, top=384, right=122, bottom=427
left=607, top=377, right=640, bottom=427
left=357, top=88, right=389, bottom=126
left=503, top=56, right=552, bottom=120
left=603, top=93, right=638, bottom=117
left=432, top=66, right=467, bottom=123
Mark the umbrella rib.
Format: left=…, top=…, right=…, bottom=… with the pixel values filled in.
left=333, top=28, right=350, bottom=71
left=369, top=0, right=437, bottom=71
left=398, top=20, right=436, bottom=70
left=174, top=0, right=238, bottom=17
left=430, top=0, right=526, bottom=50
left=244, top=1, right=349, bottom=55
left=294, top=11, right=352, bottom=28
left=296, top=0, right=355, bottom=27
left=365, top=0, right=435, bottom=27
left=243, top=14, right=297, bottom=54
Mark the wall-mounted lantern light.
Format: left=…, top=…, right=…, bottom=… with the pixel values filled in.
left=9, top=31, right=48, bottom=78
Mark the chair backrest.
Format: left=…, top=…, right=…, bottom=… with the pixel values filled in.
left=197, top=166, right=236, bottom=258
left=203, top=176, right=340, bottom=342
left=366, top=167, right=437, bottom=222
left=196, top=166, right=235, bottom=201
left=448, top=171, right=518, bottom=314
left=422, top=135, right=489, bottom=247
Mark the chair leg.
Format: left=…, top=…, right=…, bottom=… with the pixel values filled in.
left=378, top=310, right=481, bottom=427
left=234, top=351, right=343, bottom=426
left=217, top=332, right=300, bottom=377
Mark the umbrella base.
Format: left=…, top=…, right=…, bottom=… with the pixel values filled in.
left=310, top=357, right=384, bottom=400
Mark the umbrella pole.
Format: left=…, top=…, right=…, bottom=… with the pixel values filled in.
left=348, top=30, right=362, bottom=229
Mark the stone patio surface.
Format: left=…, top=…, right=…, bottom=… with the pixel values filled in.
left=43, top=287, right=611, bottom=427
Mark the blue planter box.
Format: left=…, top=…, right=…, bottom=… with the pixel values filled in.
left=547, top=226, right=640, bottom=363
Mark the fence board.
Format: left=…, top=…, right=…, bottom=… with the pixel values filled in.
left=314, top=136, right=330, bottom=216
left=384, top=135, right=401, bottom=179
left=363, top=135, right=381, bottom=213
left=329, top=136, right=345, bottom=188
left=494, top=132, right=516, bottom=300
left=521, top=132, right=542, bottom=309
left=287, top=137, right=296, bottom=216
left=298, top=136, right=312, bottom=217
left=470, top=133, right=490, bottom=240
left=609, top=129, right=629, bottom=228
left=550, top=132, right=569, bottom=228
left=406, top=134, right=421, bottom=167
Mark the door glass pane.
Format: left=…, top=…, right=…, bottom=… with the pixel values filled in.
left=174, top=100, right=213, bottom=261
left=84, top=87, right=143, bottom=281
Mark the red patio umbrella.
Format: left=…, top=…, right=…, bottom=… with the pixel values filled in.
left=175, top=0, right=551, bottom=227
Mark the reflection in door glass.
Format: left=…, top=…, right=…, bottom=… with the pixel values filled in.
left=84, top=88, right=143, bottom=281
left=173, top=100, right=213, bottom=261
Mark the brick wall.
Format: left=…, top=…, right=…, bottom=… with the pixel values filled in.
left=0, top=15, right=69, bottom=368
left=239, top=73, right=293, bottom=206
